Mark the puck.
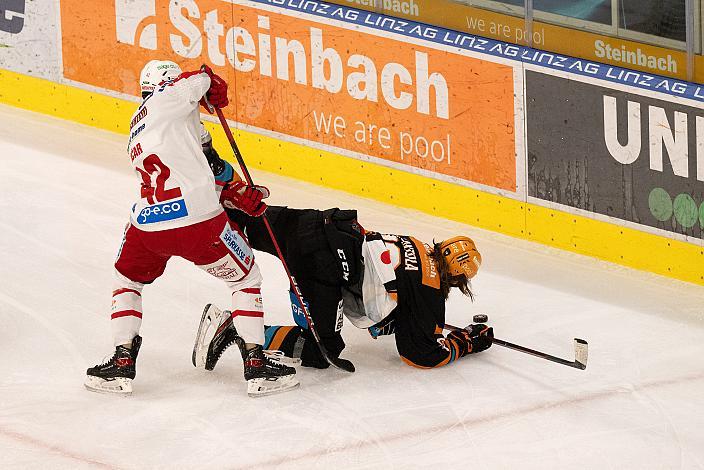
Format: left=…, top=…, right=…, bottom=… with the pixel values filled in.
left=473, top=314, right=489, bottom=323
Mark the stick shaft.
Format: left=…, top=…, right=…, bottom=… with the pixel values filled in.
left=491, top=337, right=581, bottom=368
left=444, top=323, right=585, bottom=370
left=213, top=108, right=348, bottom=371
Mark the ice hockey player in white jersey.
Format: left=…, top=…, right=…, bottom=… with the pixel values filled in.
left=85, top=60, right=298, bottom=397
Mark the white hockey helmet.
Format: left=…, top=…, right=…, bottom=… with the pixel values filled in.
left=139, top=60, right=182, bottom=96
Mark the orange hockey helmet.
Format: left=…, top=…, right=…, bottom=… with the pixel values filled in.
left=438, top=236, right=482, bottom=279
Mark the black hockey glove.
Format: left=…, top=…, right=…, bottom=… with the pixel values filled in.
left=447, top=324, right=493, bottom=354
left=465, top=323, right=493, bottom=353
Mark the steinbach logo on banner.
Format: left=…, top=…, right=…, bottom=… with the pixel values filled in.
left=0, top=0, right=25, bottom=34
left=60, top=0, right=518, bottom=192
left=115, top=0, right=157, bottom=49
left=526, top=70, right=704, bottom=240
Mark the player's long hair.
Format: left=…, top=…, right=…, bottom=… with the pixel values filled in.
left=432, top=243, right=474, bottom=301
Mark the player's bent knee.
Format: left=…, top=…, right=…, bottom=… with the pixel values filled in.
left=226, top=262, right=263, bottom=291
left=113, top=268, right=145, bottom=292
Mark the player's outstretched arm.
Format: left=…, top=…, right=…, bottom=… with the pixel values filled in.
left=398, top=323, right=493, bottom=369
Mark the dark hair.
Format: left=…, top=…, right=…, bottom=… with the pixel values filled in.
left=432, top=242, right=474, bottom=301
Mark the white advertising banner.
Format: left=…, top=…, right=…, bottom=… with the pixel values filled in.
left=0, top=0, right=60, bottom=79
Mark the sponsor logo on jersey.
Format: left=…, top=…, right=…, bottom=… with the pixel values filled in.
left=410, top=237, right=440, bottom=288
left=130, top=106, right=148, bottom=130
left=220, top=225, right=254, bottom=269
left=137, top=198, right=188, bottom=224
left=128, top=123, right=145, bottom=147
left=0, top=0, right=25, bottom=34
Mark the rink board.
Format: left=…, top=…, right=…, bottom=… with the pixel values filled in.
left=324, top=0, right=704, bottom=83
left=3, top=67, right=702, bottom=286
left=2, top=0, right=704, bottom=285
left=59, top=0, right=524, bottom=197
left=526, top=68, right=704, bottom=243
left=0, top=0, right=61, bottom=79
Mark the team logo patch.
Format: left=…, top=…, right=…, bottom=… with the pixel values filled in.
left=220, top=225, right=254, bottom=269
left=204, top=258, right=244, bottom=281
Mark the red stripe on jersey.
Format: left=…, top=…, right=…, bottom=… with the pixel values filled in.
left=111, top=310, right=143, bottom=320
left=216, top=180, right=227, bottom=186
left=232, top=310, right=263, bottom=318
left=112, top=288, right=141, bottom=297
left=173, top=70, right=203, bottom=83
left=241, top=288, right=261, bottom=294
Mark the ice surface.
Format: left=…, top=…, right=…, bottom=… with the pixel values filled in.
left=1, top=104, right=703, bottom=469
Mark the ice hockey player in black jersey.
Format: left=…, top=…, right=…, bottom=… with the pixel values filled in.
left=193, top=205, right=493, bottom=371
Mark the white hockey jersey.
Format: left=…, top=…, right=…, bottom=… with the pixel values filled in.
left=127, top=71, right=223, bottom=231
left=344, top=234, right=400, bottom=328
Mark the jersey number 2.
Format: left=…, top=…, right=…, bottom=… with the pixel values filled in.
left=137, top=154, right=182, bottom=204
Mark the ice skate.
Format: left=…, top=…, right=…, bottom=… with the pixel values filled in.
left=263, top=349, right=301, bottom=366
left=193, top=304, right=244, bottom=370
left=244, top=345, right=299, bottom=397
left=85, top=336, right=142, bottom=396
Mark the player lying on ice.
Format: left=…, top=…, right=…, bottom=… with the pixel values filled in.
left=192, top=204, right=494, bottom=372
left=85, top=60, right=298, bottom=397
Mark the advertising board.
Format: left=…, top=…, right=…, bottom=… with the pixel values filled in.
left=0, top=0, right=61, bottom=79
left=327, top=0, right=700, bottom=83
left=526, top=69, right=704, bottom=240
left=59, top=0, right=520, bottom=193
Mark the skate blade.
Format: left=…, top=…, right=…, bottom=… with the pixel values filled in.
left=192, top=304, right=227, bottom=368
left=263, top=350, right=301, bottom=365
left=84, top=376, right=133, bottom=396
left=247, top=374, right=299, bottom=398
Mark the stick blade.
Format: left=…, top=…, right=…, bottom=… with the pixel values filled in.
left=574, top=338, right=588, bottom=370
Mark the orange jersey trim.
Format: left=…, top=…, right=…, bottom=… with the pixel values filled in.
left=410, top=237, right=440, bottom=289
left=268, top=326, right=295, bottom=351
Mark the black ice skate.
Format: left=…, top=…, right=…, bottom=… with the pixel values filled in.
left=192, top=304, right=242, bottom=370
left=243, top=345, right=299, bottom=397
left=85, top=335, right=142, bottom=396
left=194, top=304, right=301, bottom=371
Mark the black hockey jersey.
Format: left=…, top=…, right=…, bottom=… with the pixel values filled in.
left=354, top=233, right=474, bottom=368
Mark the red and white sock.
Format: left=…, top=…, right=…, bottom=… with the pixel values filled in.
left=229, top=264, right=264, bottom=345
left=111, top=271, right=144, bottom=347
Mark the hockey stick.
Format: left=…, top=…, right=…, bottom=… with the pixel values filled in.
left=444, top=323, right=588, bottom=370
left=204, top=95, right=354, bottom=373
